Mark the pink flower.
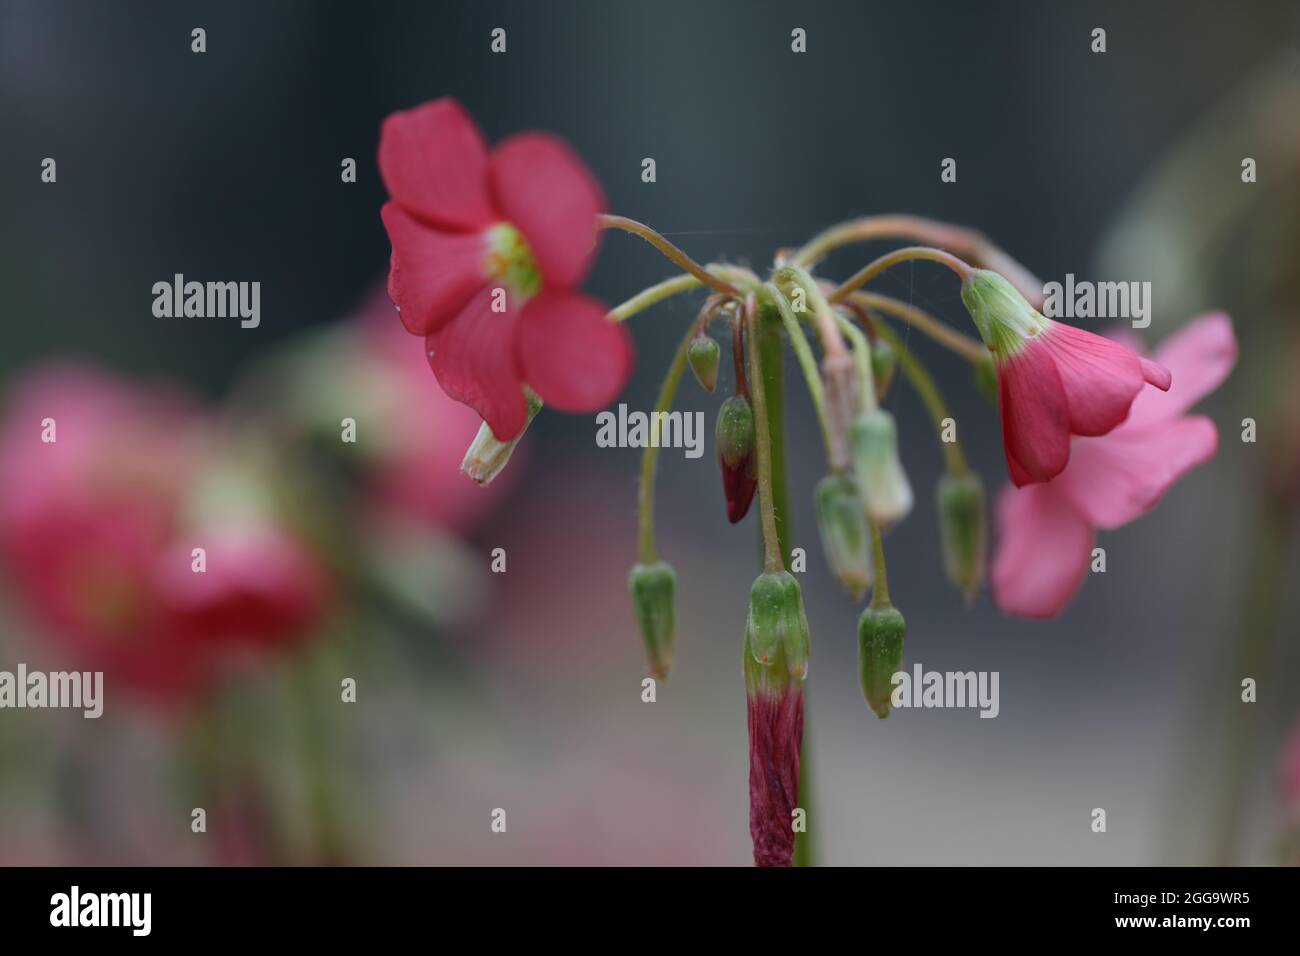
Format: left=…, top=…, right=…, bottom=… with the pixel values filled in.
left=0, top=365, right=330, bottom=702
left=991, top=313, right=1237, bottom=617
left=961, top=270, right=1172, bottom=485
left=378, top=98, right=633, bottom=440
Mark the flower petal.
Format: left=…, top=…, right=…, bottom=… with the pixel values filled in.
left=1054, top=415, right=1218, bottom=529
left=426, top=285, right=529, bottom=441
left=382, top=202, right=489, bottom=336
left=378, top=98, right=497, bottom=230
left=490, top=133, right=605, bottom=288
left=515, top=291, right=633, bottom=411
left=1041, top=323, right=1164, bottom=437
left=992, top=482, right=1094, bottom=618
left=999, top=340, right=1071, bottom=484
left=1127, top=313, right=1236, bottom=427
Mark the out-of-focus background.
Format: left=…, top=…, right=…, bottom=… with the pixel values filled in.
left=1, top=0, right=1298, bottom=865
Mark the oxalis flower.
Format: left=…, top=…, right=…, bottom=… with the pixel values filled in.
left=379, top=97, right=633, bottom=440
left=960, top=269, right=1173, bottom=485
left=992, top=313, right=1236, bottom=617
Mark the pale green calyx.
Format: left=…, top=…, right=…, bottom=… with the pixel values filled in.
left=959, top=269, right=1050, bottom=359
left=483, top=223, right=542, bottom=301
left=461, top=392, right=543, bottom=484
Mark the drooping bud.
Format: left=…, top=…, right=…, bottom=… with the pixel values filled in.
left=715, top=395, right=757, bottom=523
left=850, top=409, right=913, bottom=528
left=821, top=352, right=859, bottom=470
left=870, top=338, right=898, bottom=401
left=857, top=604, right=905, bottom=719
left=629, top=561, right=677, bottom=678
left=461, top=392, right=542, bottom=485
left=935, top=472, right=987, bottom=603
left=745, top=570, right=811, bottom=679
left=813, top=474, right=871, bottom=600
left=687, top=334, right=721, bottom=393
left=959, top=268, right=1050, bottom=360
left=972, top=355, right=998, bottom=406
left=743, top=570, right=810, bottom=867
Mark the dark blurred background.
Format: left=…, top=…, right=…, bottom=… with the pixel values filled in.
left=1, top=0, right=1298, bottom=865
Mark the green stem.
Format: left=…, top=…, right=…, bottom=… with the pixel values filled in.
left=828, top=246, right=973, bottom=305
left=848, top=290, right=987, bottom=366
left=600, top=214, right=741, bottom=297
left=868, top=520, right=891, bottom=609
left=832, top=311, right=876, bottom=414
left=870, top=318, right=970, bottom=476
left=788, top=214, right=1044, bottom=308
left=744, top=298, right=784, bottom=573
left=767, top=283, right=832, bottom=466
left=637, top=321, right=698, bottom=563
left=608, top=265, right=762, bottom=323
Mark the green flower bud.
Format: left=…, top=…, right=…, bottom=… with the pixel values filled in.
left=936, top=472, right=988, bottom=603
left=716, top=395, right=757, bottom=523
left=687, top=334, right=721, bottom=393
left=629, top=561, right=677, bottom=678
left=857, top=604, right=905, bottom=719
left=715, top=394, right=755, bottom=469
left=959, top=269, right=1050, bottom=359
left=461, top=392, right=542, bottom=485
left=870, top=338, right=898, bottom=401
left=745, top=570, right=810, bottom=681
left=850, top=409, right=913, bottom=528
left=813, top=474, right=871, bottom=600
left=972, top=355, right=998, bottom=406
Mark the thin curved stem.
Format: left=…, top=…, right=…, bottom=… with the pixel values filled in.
left=637, top=320, right=697, bottom=564
left=608, top=265, right=761, bottom=323
left=868, top=521, right=891, bottom=609
left=828, top=246, right=974, bottom=304
left=832, top=311, right=875, bottom=415
left=869, top=317, right=970, bottom=476
left=846, top=291, right=987, bottom=366
left=766, top=283, right=832, bottom=465
left=600, top=214, right=741, bottom=297
left=772, top=265, right=849, bottom=360
left=743, top=295, right=784, bottom=573
left=789, top=214, right=1044, bottom=308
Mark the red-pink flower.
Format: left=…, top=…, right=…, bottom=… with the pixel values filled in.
left=961, top=270, right=1172, bottom=485
left=991, top=314, right=1236, bottom=617
left=0, top=364, right=330, bottom=702
left=378, top=98, right=632, bottom=440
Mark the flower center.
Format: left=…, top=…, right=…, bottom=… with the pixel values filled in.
left=483, top=223, right=542, bottom=302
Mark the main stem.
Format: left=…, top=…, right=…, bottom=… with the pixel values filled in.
left=744, top=297, right=784, bottom=573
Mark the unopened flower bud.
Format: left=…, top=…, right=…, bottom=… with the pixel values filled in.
left=687, top=334, right=721, bottom=393
left=936, top=472, right=987, bottom=602
left=850, top=409, right=913, bottom=528
left=813, top=474, right=871, bottom=600
left=743, top=570, right=809, bottom=867
left=715, top=395, right=757, bottom=523
left=461, top=392, right=542, bottom=485
left=857, top=604, right=905, bottom=719
left=629, top=561, right=677, bottom=678
left=745, top=570, right=811, bottom=680
left=870, top=338, right=898, bottom=401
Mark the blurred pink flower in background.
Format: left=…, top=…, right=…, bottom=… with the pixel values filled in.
left=993, top=313, right=1237, bottom=618
left=0, top=364, right=330, bottom=703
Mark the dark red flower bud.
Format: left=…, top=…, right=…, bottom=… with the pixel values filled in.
left=715, top=395, right=757, bottom=523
